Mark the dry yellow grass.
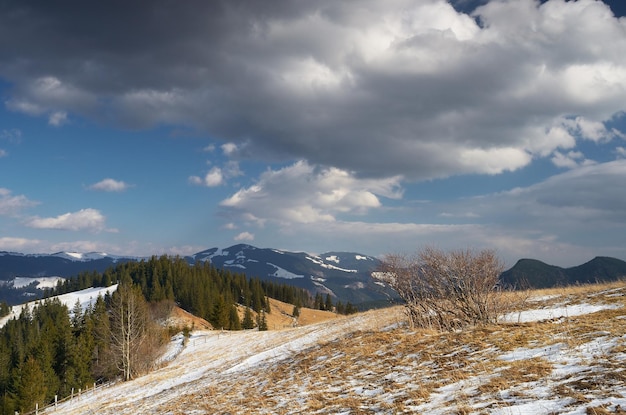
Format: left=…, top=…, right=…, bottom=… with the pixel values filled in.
left=58, top=281, right=626, bottom=415
left=235, top=298, right=340, bottom=331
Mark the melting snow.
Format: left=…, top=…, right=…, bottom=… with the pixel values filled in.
left=500, top=302, right=621, bottom=323
left=39, top=285, right=626, bottom=415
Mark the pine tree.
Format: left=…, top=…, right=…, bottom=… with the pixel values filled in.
left=228, top=306, right=242, bottom=330
left=15, top=356, right=46, bottom=413
left=325, top=294, right=333, bottom=312
left=242, top=307, right=255, bottom=330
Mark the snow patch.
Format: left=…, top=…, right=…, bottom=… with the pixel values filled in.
left=306, top=256, right=357, bottom=273
left=269, top=263, right=304, bottom=279
left=12, top=276, right=65, bottom=289
left=500, top=302, right=621, bottom=323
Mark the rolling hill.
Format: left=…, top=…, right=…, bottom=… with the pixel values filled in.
left=500, top=256, right=626, bottom=288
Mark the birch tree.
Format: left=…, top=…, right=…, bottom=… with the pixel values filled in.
left=109, top=284, right=149, bottom=381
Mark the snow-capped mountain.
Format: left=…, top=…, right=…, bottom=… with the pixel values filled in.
left=190, top=244, right=397, bottom=306
left=0, top=245, right=397, bottom=307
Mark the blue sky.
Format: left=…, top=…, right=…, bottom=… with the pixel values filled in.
left=1, top=0, right=626, bottom=267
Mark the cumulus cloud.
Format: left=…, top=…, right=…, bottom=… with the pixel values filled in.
left=189, top=166, right=224, bottom=187
left=0, top=0, right=624, bottom=182
left=234, top=231, right=255, bottom=242
left=26, top=208, right=110, bottom=232
left=190, top=160, right=243, bottom=187
left=88, top=178, right=131, bottom=192
left=220, top=160, right=403, bottom=225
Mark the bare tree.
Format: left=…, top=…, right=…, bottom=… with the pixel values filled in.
left=109, top=283, right=149, bottom=381
left=378, top=247, right=505, bottom=331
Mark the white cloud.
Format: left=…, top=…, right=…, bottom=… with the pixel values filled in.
left=26, top=208, right=109, bottom=232
left=48, top=111, right=68, bottom=126
left=0, top=149, right=6, bottom=158
left=221, top=143, right=238, bottom=156
left=190, top=162, right=242, bottom=187
left=234, top=231, right=255, bottom=242
left=88, top=178, right=131, bottom=192
left=616, top=147, right=626, bottom=158
left=551, top=151, right=595, bottom=169
left=0, top=237, right=43, bottom=252
left=221, top=160, right=403, bottom=225
left=0, top=188, right=38, bottom=216
left=203, top=167, right=224, bottom=187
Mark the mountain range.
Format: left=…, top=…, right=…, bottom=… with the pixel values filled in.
left=0, top=244, right=398, bottom=307
left=2, top=245, right=626, bottom=306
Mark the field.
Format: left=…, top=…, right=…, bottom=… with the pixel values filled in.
left=51, top=282, right=626, bottom=414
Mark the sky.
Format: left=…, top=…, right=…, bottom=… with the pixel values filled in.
left=1, top=0, right=626, bottom=267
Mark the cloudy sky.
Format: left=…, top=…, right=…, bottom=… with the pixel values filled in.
left=1, top=0, right=626, bottom=267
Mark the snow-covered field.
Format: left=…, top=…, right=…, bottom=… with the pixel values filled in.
left=44, top=283, right=626, bottom=414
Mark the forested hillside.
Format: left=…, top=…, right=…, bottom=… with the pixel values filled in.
left=0, top=255, right=320, bottom=414
left=52, top=255, right=312, bottom=330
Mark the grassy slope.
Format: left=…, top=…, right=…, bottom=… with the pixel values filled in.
left=57, top=282, right=626, bottom=415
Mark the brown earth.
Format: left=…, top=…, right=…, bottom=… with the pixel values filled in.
left=168, top=298, right=341, bottom=332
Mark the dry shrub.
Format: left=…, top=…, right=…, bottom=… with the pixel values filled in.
left=378, top=247, right=510, bottom=331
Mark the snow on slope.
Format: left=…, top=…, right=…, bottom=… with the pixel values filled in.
left=12, top=276, right=65, bottom=289
left=0, top=285, right=118, bottom=328
left=51, top=284, right=626, bottom=414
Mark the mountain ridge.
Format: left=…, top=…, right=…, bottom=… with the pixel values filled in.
left=0, top=244, right=396, bottom=307
left=500, top=255, right=626, bottom=288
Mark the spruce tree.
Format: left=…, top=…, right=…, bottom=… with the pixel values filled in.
left=15, top=356, right=46, bottom=413
left=242, top=307, right=255, bottom=330
left=228, top=306, right=242, bottom=330
left=325, top=294, right=333, bottom=312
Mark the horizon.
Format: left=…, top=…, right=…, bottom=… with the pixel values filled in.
left=2, top=243, right=624, bottom=270
left=1, top=0, right=626, bottom=269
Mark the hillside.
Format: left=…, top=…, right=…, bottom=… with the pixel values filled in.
left=48, top=282, right=626, bottom=414
left=501, top=256, right=626, bottom=288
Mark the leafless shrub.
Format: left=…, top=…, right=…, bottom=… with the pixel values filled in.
left=377, top=247, right=506, bottom=331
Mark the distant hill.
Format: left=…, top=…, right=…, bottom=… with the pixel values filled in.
left=500, top=256, right=626, bottom=288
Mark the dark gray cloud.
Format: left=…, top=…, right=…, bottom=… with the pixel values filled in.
left=2, top=0, right=625, bottom=180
